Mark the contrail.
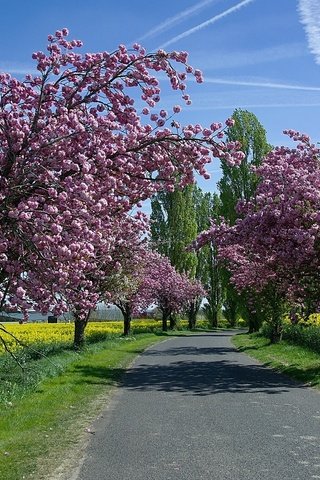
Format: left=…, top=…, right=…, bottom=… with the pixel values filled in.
left=298, top=0, right=320, bottom=64
left=136, top=0, right=222, bottom=42
left=191, top=103, right=320, bottom=110
left=159, top=0, right=255, bottom=49
left=204, top=77, right=320, bottom=91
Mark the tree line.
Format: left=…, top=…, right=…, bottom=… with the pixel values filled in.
left=0, top=29, right=245, bottom=348
left=151, top=108, right=272, bottom=333
left=1, top=29, right=318, bottom=349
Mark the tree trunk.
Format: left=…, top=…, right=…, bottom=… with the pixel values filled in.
left=248, top=313, right=260, bottom=333
left=162, top=308, right=170, bottom=332
left=123, top=310, right=132, bottom=336
left=162, top=316, right=168, bottom=332
left=73, top=310, right=90, bottom=349
left=224, top=297, right=238, bottom=327
left=269, top=312, right=283, bottom=343
left=211, top=308, right=218, bottom=328
left=116, top=302, right=132, bottom=336
left=270, top=322, right=282, bottom=343
left=188, top=301, right=197, bottom=330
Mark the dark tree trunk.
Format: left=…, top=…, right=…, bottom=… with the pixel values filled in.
left=248, top=314, right=260, bottom=334
left=188, top=301, right=197, bottom=330
left=161, top=308, right=171, bottom=332
left=207, top=242, right=222, bottom=329
left=73, top=310, right=90, bottom=349
left=116, top=302, right=132, bottom=336
left=211, top=308, right=218, bottom=329
left=123, top=310, right=132, bottom=336
left=162, top=316, right=168, bottom=332
left=270, top=324, right=283, bottom=343
left=269, top=314, right=283, bottom=343
left=248, top=324, right=258, bottom=334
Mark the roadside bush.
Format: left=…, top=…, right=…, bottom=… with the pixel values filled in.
left=283, top=324, right=320, bottom=353
left=260, top=321, right=320, bottom=353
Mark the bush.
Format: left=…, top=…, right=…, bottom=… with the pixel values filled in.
left=283, top=324, right=320, bottom=353
left=260, top=321, right=320, bottom=353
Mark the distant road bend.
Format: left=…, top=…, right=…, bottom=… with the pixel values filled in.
left=76, top=331, right=320, bottom=480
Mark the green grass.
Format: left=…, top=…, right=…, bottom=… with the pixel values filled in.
left=0, top=333, right=169, bottom=480
left=232, top=332, right=320, bottom=389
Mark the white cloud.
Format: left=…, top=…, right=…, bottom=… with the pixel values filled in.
left=298, top=0, right=320, bottom=64
left=191, top=43, right=307, bottom=70
left=0, top=63, right=37, bottom=75
left=159, top=0, right=256, bottom=49
left=136, top=0, right=222, bottom=42
left=204, top=77, right=320, bottom=91
left=191, top=102, right=320, bottom=110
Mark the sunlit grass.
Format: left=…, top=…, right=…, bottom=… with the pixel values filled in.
left=232, top=333, right=320, bottom=389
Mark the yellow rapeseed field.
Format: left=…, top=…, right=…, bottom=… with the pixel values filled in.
left=0, top=320, right=161, bottom=353
left=0, top=318, right=210, bottom=353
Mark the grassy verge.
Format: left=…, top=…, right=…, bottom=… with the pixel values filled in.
left=0, top=333, right=170, bottom=480
left=232, top=332, right=320, bottom=390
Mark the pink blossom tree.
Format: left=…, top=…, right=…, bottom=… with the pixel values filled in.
left=194, top=131, right=320, bottom=341
left=0, top=29, right=244, bottom=347
left=103, top=219, right=151, bottom=337
left=139, top=252, right=205, bottom=331
left=106, top=247, right=206, bottom=336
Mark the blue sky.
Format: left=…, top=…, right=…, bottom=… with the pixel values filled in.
left=1, top=0, right=320, bottom=190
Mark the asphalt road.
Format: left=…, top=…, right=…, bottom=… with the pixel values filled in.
left=76, top=331, right=320, bottom=480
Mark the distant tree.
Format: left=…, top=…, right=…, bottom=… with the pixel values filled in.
left=187, top=187, right=211, bottom=328
left=151, top=185, right=200, bottom=328
left=151, top=185, right=198, bottom=276
left=218, top=109, right=271, bottom=330
left=203, top=194, right=224, bottom=328
left=138, top=252, right=205, bottom=331
left=219, top=108, right=271, bottom=225
left=195, top=130, right=320, bottom=342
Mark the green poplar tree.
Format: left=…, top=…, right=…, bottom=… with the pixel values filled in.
left=150, top=185, right=199, bottom=328
left=218, top=109, right=271, bottom=331
left=151, top=185, right=198, bottom=276
left=219, top=108, right=271, bottom=224
left=199, top=192, right=224, bottom=328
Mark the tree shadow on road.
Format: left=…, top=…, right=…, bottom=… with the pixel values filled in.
left=74, top=357, right=306, bottom=396
left=117, top=358, right=305, bottom=396
left=141, top=345, right=234, bottom=357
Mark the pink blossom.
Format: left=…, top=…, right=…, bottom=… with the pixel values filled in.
left=0, top=29, right=245, bottom=345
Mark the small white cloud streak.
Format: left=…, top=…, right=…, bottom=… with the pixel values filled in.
left=193, top=43, right=307, bottom=70
left=204, top=77, right=320, bottom=91
left=298, top=0, right=320, bottom=64
left=159, top=0, right=255, bottom=49
left=190, top=103, right=320, bottom=110
left=136, top=0, right=222, bottom=42
left=0, top=63, right=37, bottom=75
